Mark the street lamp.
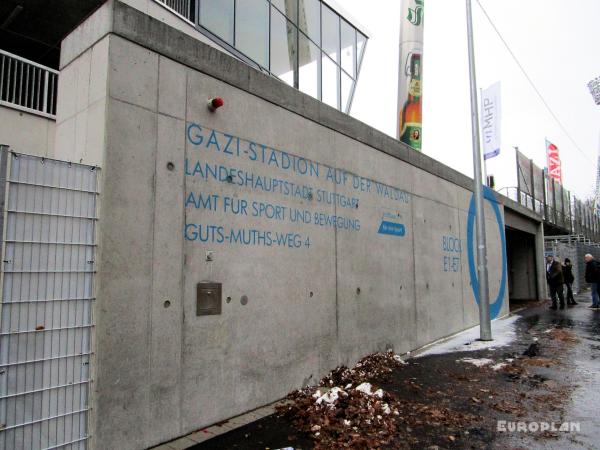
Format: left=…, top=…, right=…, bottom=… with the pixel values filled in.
left=466, top=0, right=492, bottom=341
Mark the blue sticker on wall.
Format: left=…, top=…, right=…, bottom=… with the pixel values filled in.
left=378, top=221, right=406, bottom=237
left=467, top=186, right=507, bottom=320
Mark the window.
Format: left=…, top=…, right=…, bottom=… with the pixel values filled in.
left=340, top=19, right=356, bottom=77
left=299, top=32, right=320, bottom=99
left=199, top=0, right=234, bottom=44
left=270, top=8, right=297, bottom=87
left=236, top=0, right=269, bottom=68
left=321, top=4, right=340, bottom=62
left=193, top=0, right=367, bottom=113
left=321, top=54, right=339, bottom=108
left=357, top=31, right=367, bottom=69
left=298, top=0, right=320, bottom=44
left=272, top=0, right=298, bottom=24
left=341, top=71, right=353, bottom=112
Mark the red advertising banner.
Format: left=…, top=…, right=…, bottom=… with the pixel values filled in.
left=546, top=140, right=562, bottom=183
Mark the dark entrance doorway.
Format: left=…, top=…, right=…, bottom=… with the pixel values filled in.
left=505, top=227, right=539, bottom=309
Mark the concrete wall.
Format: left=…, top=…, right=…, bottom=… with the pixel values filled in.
left=54, top=2, right=517, bottom=448
left=0, top=106, right=55, bottom=157
left=119, top=0, right=236, bottom=55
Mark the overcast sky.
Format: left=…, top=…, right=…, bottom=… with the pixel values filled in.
left=344, top=0, right=600, bottom=201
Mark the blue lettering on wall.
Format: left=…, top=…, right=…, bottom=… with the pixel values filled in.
left=187, top=123, right=320, bottom=179
left=374, top=182, right=410, bottom=204
left=183, top=123, right=414, bottom=248
left=185, top=223, right=309, bottom=248
left=441, top=235, right=462, bottom=273
left=442, top=236, right=462, bottom=253
left=184, top=159, right=313, bottom=201
left=185, top=123, right=412, bottom=208
left=443, top=256, right=461, bottom=273
left=185, top=192, right=219, bottom=210
left=313, top=213, right=361, bottom=231
left=316, top=189, right=359, bottom=209
left=187, top=123, right=203, bottom=145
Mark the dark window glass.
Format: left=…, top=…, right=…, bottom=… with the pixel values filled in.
left=199, top=0, right=234, bottom=44
left=299, top=32, right=319, bottom=99
left=236, top=0, right=269, bottom=68
left=272, top=0, right=298, bottom=23
left=270, top=8, right=297, bottom=87
left=321, top=4, right=340, bottom=62
left=298, top=0, right=320, bottom=44
left=321, top=53, right=339, bottom=108
left=340, top=19, right=356, bottom=77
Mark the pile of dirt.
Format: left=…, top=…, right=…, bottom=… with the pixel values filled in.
left=277, top=351, right=485, bottom=449
left=277, top=351, right=412, bottom=448
left=320, top=351, right=408, bottom=387
left=278, top=381, right=401, bottom=449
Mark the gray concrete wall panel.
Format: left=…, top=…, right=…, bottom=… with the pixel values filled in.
left=413, top=198, right=464, bottom=347
left=92, top=97, right=157, bottom=449
left=148, top=114, right=186, bottom=442
left=0, top=107, right=55, bottom=157
left=53, top=3, right=534, bottom=448
left=55, top=36, right=109, bottom=165
left=505, top=208, right=539, bottom=235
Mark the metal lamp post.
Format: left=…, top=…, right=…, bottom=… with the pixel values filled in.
left=466, top=0, right=492, bottom=340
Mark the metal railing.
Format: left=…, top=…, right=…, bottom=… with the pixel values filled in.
left=0, top=49, right=59, bottom=119
left=155, top=0, right=194, bottom=22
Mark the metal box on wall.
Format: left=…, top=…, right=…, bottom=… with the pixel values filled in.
left=196, top=282, right=222, bottom=315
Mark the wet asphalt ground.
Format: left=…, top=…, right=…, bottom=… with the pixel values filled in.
left=189, top=293, right=600, bottom=450
left=507, top=293, right=600, bottom=450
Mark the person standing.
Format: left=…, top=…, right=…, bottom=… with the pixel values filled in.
left=584, top=254, right=600, bottom=309
left=563, top=258, right=577, bottom=306
left=546, top=255, right=565, bottom=310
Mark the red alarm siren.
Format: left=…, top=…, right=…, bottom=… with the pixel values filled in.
left=208, top=97, right=224, bottom=111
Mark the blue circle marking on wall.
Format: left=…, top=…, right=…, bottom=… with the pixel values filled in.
left=467, top=186, right=507, bottom=320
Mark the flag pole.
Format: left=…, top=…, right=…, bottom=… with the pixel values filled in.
left=466, top=0, right=492, bottom=340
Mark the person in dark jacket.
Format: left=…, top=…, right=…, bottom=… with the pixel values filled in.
left=563, top=258, right=577, bottom=306
left=546, top=255, right=565, bottom=310
left=584, top=254, right=600, bottom=309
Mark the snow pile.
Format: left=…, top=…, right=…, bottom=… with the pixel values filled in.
left=393, top=354, right=408, bottom=364
left=457, top=357, right=514, bottom=371
left=491, top=362, right=508, bottom=371
left=355, top=382, right=384, bottom=398
left=417, top=315, right=519, bottom=357
left=313, top=387, right=344, bottom=407
left=458, top=357, right=494, bottom=367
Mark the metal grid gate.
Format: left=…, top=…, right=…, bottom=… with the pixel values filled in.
left=0, top=149, right=98, bottom=450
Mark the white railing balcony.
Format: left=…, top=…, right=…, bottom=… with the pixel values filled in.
left=156, top=0, right=194, bottom=22
left=0, top=49, right=58, bottom=119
